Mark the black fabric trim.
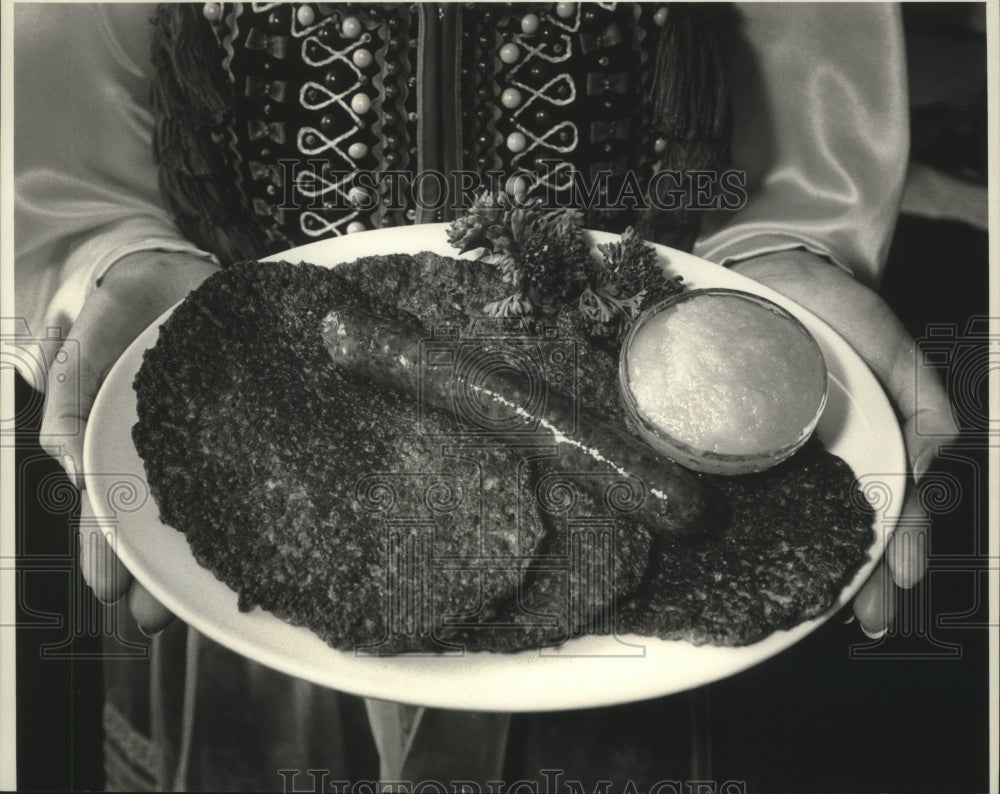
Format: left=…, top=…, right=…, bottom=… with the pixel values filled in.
left=150, top=4, right=274, bottom=265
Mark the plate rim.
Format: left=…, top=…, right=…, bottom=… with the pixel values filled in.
left=83, top=224, right=907, bottom=711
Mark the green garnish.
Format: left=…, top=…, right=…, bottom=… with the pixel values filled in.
left=579, top=227, right=685, bottom=339
left=447, top=192, right=591, bottom=319
left=448, top=193, right=684, bottom=340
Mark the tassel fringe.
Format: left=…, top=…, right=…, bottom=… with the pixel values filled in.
left=640, top=4, right=733, bottom=248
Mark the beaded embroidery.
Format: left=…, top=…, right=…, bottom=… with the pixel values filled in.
left=153, top=2, right=731, bottom=262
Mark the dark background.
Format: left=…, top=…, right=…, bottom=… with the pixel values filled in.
left=14, top=3, right=991, bottom=792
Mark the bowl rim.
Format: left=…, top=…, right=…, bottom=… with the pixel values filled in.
left=617, top=287, right=830, bottom=474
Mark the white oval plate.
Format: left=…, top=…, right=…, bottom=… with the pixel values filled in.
left=84, top=225, right=906, bottom=711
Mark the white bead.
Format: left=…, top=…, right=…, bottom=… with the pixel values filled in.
left=348, top=187, right=370, bottom=207
left=348, top=142, right=368, bottom=160
left=352, top=48, right=373, bottom=68
left=202, top=3, right=223, bottom=22
left=499, top=43, right=520, bottom=65
left=654, top=7, right=669, bottom=26
left=654, top=137, right=667, bottom=154
left=506, top=132, right=527, bottom=153
left=500, top=88, right=522, bottom=109
left=506, top=175, right=529, bottom=197
left=520, top=13, right=540, bottom=35
left=350, top=93, right=372, bottom=114
left=555, top=2, right=576, bottom=19
left=346, top=221, right=366, bottom=234
left=296, top=5, right=315, bottom=26
left=341, top=15, right=362, bottom=38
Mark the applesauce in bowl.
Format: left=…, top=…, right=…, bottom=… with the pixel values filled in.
left=619, top=288, right=828, bottom=475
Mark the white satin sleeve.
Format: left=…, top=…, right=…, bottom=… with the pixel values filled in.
left=693, top=3, right=909, bottom=288
left=13, top=4, right=214, bottom=391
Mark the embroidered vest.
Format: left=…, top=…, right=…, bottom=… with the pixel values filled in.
left=151, top=2, right=731, bottom=264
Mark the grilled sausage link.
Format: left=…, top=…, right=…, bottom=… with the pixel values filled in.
left=321, top=306, right=719, bottom=538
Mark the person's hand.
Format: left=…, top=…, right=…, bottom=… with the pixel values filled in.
left=40, top=250, right=220, bottom=635
left=732, top=250, right=960, bottom=637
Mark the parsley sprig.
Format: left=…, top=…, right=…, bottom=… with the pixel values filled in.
left=447, top=193, right=684, bottom=341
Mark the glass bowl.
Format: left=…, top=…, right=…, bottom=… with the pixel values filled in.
left=618, top=288, right=829, bottom=475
